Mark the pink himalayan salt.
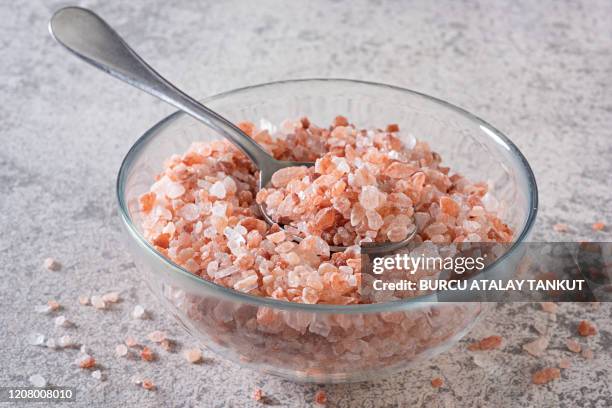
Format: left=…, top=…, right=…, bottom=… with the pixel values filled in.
left=138, top=117, right=513, bottom=305
left=43, top=257, right=61, bottom=271
left=522, top=336, right=549, bottom=357
left=147, top=330, right=167, bottom=343
left=184, top=348, right=203, bottom=363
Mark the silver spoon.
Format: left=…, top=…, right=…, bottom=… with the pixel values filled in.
left=49, top=6, right=416, bottom=254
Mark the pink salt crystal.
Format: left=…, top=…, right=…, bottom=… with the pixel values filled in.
left=233, top=275, right=259, bottom=293
left=302, top=287, right=320, bottom=304
left=387, top=226, right=409, bottom=242
left=565, top=339, right=581, bottom=353
left=210, top=181, right=227, bottom=198
left=91, top=296, right=106, bottom=310
left=43, top=257, right=61, bottom=271
left=559, top=358, right=571, bottom=369
left=179, top=203, right=200, bottom=222
left=271, top=166, right=308, bottom=188
left=359, top=186, right=381, bottom=210
left=78, top=295, right=90, bottom=306
left=184, top=348, right=203, bottom=363
left=147, top=331, right=167, bottom=343
left=365, top=210, right=384, bottom=230
left=522, top=336, right=549, bottom=357
left=267, top=231, right=286, bottom=244
left=125, top=336, right=139, bottom=348
left=165, top=181, right=185, bottom=199
left=539, top=302, right=558, bottom=314
left=102, top=292, right=120, bottom=303
left=553, top=223, right=569, bottom=233
left=252, top=388, right=264, bottom=402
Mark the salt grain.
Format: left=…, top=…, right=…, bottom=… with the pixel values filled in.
left=78, top=295, right=90, bottom=305
left=565, top=339, right=581, bottom=353
left=115, top=344, right=128, bottom=357
left=132, top=305, right=147, bottom=319
left=28, top=333, right=46, bottom=346
left=35, top=304, right=53, bottom=315
left=54, top=315, right=72, bottom=328
left=58, top=335, right=75, bottom=348
left=142, top=379, right=155, bottom=391
left=91, top=370, right=103, bottom=381
left=90, top=296, right=106, bottom=310
left=29, top=374, right=47, bottom=387
left=147, top=330, right=166, bottom=343
left=532, top=367, right=560, bottom=385
left=43, top=257, right=61, bottom=271
left=314, top=389, right=327, bottom=405
left=522, top=337, right=549, bottom=357
left=102, top=292, right=120, bottom=303
left=184, top=348, right=202, bottom=363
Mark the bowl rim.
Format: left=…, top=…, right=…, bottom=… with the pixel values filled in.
left=116, top=78, right=538, bottom=313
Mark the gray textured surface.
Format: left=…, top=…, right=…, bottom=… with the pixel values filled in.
left=1, top=0, right=611, bottom=407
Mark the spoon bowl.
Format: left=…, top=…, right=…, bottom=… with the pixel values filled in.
left=49, top=6, right=416, bottom=253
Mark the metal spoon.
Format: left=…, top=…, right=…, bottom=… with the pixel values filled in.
left=49, top=6, right=416, bottom=254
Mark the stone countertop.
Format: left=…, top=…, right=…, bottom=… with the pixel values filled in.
left=1, top=0, right=611, bottom=407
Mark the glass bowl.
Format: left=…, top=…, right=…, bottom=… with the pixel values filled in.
left=117, top=79, right=538, bottom=383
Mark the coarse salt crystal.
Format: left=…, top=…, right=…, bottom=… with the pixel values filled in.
left=210, top=181, right=227, bottom=198
left=91, top=296, right=106, bottom=310
left=115, top=344, right=128, bottom=357
left=132, top=305, right=147, bottom=319
left=54, top=315, right=71, bottom=328
left=45, top=338, right=57, bottom=349
left=184, top=348, right=202, bottom=363
left=102, top=292, right=120, bottom=303
left=29, top=374, right=47, bottom=387
left=522, top=336, right=549, bottom=357
left=147, top=330, right=166, bottom=343
left=91, top=370, right=103, bottom=380
left=78, top=295, right=90, bottom=305
left=58, top=335, right=75, bottom=348
left=314, top=389, right=327, bottom=405
left=43, top=257, right=61, bottom=271
left=35, top=304, right=53, bottom=315
left=28, top=333, right=46, bottom=346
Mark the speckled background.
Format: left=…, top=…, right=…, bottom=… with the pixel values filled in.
left=1, top=0, right=611, bottom=407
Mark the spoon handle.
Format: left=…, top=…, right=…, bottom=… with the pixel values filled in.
left=49, top=6, right=275, bottom=172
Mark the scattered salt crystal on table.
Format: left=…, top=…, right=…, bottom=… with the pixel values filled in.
left=91, top=370, right=103, bottom=381
left=184, top=348, right=202, bottom=363
left=141, top=379, right=155, bottom=390
left=314, top=389, right=327, bottom=405
left=252, top=388, right=264, bottom=402
left=431, top=377, right=444, bottom=388
left=132, top=305, right=147, bottom=319
left=565, top=339, right=581, bottom=353
left=47, top=300, right=61, bottom=311
left=539, top=302, right=557, bottom=314
left=78, top=355, right=96, bottom=369
left=125, top=336, right=138, bottom=347
left=532, top=367, right=560, bottom=385
left=58, top=335, right=75, bottom=348
left=43, top=257, right=61, bottom=271
left=29, top=374, right=47, bottom=387
left=35, top=304, right=53, bottom=314
left=592, top=222, right=605, bottom=231
left=147, top=330, right=166, bottom=343
left=140, top=346, right=155, bottom=361
left=54, top=315, right=72, bottom=328
left=90, top=296, right=106, bottom=310
left=115, top=344, right=128, bottom=357
left=559, top=358, right=571, bottom=369
left=577, top=320, right=597, bottom=337
left=28, top=333, right=45, bottom=346
left=45, top=339, right=57, bottom=349
left=102, top=292, right=120, bottom=303
left=553, top=223, right=569, bottom=233
left=78, top=295, right=90, bottom=305
left=80, top=345, right=89, bottom=354
left=522, top=336, right=549, bottom=357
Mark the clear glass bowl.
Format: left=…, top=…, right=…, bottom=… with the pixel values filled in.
left=117, top=79, right=538, bottom=383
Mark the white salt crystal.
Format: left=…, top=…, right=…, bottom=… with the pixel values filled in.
left=91, top=370, right=103, bottom=380
left=210, top=181, right=227, bottom=198
left=28, top=333, right=45, bottom=346
left=80, top=345, right=89, bottom=354
left=35, top=304, right=52, bottom=314
left=45, top=339, right=57, bottom=349
left=102, top=292, right=120, bottom=303
left=91, top=296, right=106, bottom=310
left=58, top=335, right=75, bottom=348
left=132, top=305, right=147, bottom=319
left=179, top=203, right=200, bottom=221
left=29, top=374, right=47, bottom=387
left=115, top=344, right=128, bottom=357
left=54, top=315, right=71, bottom=328
left=211, top=202, right=227, bottom=217
left=78, top=295, right=90, bottom=305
